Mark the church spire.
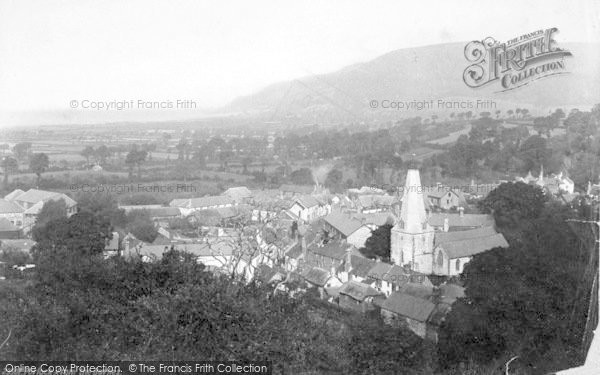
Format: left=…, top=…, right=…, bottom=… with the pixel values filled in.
left=398, top=169, right=429, bottom=233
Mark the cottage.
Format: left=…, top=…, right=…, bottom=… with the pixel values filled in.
left=427, top=188, right=465, bottom=210
left=380, top=291, right=436, bottom=338
left=337, top=281, right=384, bottom=313
left=288, top=195, right=330, bottom=223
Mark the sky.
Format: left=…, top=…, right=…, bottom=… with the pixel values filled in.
left=0, top=0, right=599, bottom=117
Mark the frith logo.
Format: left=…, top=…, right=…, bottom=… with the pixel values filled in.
left=463, top=28, right=572, bottom=91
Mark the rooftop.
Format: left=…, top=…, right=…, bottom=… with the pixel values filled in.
left=381, top=292, right=436, bottom=322
left=339, top=281, right=382, bottom=301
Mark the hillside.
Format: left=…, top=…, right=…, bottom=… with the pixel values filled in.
left=226, top=42, right=600, bottom=121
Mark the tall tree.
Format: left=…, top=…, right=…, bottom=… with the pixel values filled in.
left=29, top=153, right=49, bottom=185
left=1, top=156, right=18, bottom=188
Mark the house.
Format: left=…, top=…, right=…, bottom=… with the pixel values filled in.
left=344, top=254, right=376, bottom=283
left=169, top=195, right=234, bottom=216
left=367, top=263, right=411, bottom=296
left=337, top=280, right=384, bottom=313
left=380, top=291, right=436, bottom=338
left=0, top=218, right=21, bottom=239
left=5, top=189, right=77, bottom=233
left=288, top=195, right=330, bottom=223
left=305, top=241, right=351, bottom=274
left=427, top=188, right=465, bottom=210
left=301, top=266, right=343, bottom=298
left=0, top=239, right=36, bottom=253
left=223, top=186, right=253, bottom=204
left=0, top=199, right=24, bottom=229
left=322, top=212, right=368, bottom=246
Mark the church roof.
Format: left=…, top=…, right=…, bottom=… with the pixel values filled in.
left=438, top=233, right=509, bottom=259
left=428, top=213, right=494, bottom=228
left=398, top=169, right=430, bottom=233
left=434, top=226, right=498, bottom=246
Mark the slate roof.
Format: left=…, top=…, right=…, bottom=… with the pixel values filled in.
left=285, top=242, right=303, bottom=259
left=439, top=233, right=509, bottom=259
left=169, top=196, right=233, bottom=209
left=352, top=212, right=396, bottom=227
left=223, top=186, right=252, bottom=201
left=322, top=212, right=364, bottom=237
left=294, top=195, right=321, bottom=209
left=301, top=267, right=331, bottom=286
left=383, top=265, right=410, bottom=285
left=309, top=241, right=350, bottom=260
left=0, top=199, right=24, bottom=214
left=427, top=189, right=459, bottom=199
left=428, top=213, right=494, bottom=228
left=10, top=189, right=76, bottom=206
left=434, top=226, right=498, bottom=246
left=348, top=255, right=376, bottom=278
left=381, top=292, right=436, bottom=322
left=367, top=262, right=393, bottom=280
left=4, top=189, right=25, bottom=201
left=339, top=281, right=382, bottom=301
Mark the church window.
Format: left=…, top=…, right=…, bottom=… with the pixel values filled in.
left=437, top=251, right=443, bottom=267
left=455, top=259, right=461, bottom=271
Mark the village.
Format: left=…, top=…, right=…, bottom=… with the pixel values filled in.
left=0, top=163, right=594, bottom=342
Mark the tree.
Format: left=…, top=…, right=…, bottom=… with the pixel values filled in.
left=80, top=146, right=95, bottom=165
left=29, top=153, right=49, bottom=185
left=289, top=168, right=314, bottom=186
left=94, top=145, right=111, bottom=165
left=359, top=224, right=393, bottom=262
left=1, top=156, right=18, bottom=188
left=324, top=168, right=343, bottom=192
left=439, top=204, right=588, bottom=373
left=34, top=198, right=67, bottom=230
left=12, top=142, right=31, bottom=161
left=478, top=182, right=548, bottom=228
left=126, top=210, right=158, bottom=243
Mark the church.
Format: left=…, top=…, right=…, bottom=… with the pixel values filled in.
left=391, top=170, right=508, bottom=276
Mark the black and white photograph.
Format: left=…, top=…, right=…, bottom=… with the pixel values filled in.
left=0, top=1, right=599, bottom=374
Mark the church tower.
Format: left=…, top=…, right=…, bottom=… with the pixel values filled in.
left=390, top=169, right=435, bottom=273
